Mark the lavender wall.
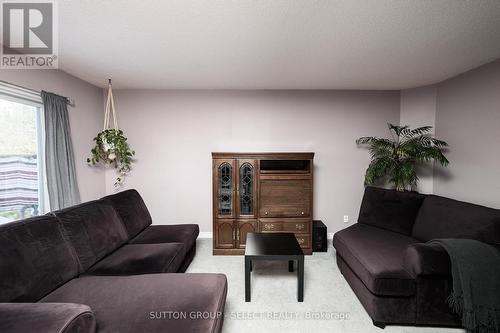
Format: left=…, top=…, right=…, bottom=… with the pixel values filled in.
left=0, top=70, right=105, bottom=203
left=105, top=90, right=400, bottom=234
left=3, top=58, right=498, bottom=232
left=433, top=59, right=500, bottom=208
left=400, top=85, right=437, bottom=193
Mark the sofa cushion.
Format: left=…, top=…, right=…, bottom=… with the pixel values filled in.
left=0, top=215, right=79, bottom=302
left=130, top=224, right=199, bottom=250
left=86, top=243, right=186, bottom=275
left=101, top=189, right=152, bottom=238
left=333, top=223, right=418, bottom=296
left=358, top=186, right=425, bottom=235
left=336, top=255, right=418, bottom=324
left=412, top=195, right=500, bottom=245
left=41, top=274, right=227, bottom=333
left=53, top=200, right=129, bottom=273
left=0, top=303, right=96, bottom=333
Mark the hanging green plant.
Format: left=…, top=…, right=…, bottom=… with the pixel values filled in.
left=87, top=129, right=135, bottom=186
left=87, top=79, right=135, bottom=187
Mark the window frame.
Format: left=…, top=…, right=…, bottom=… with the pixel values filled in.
left=0, top=81, right=48, bottom=217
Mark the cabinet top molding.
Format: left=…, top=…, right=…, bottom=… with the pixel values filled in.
left=212, top=152, right=315, bottom=159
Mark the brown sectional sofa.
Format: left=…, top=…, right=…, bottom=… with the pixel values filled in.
left=0, top=189, right=227, bottom=333
left=334, top=186, right=500, bottom=329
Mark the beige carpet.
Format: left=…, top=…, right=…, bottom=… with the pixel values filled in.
left=187, top=238, right=464, bottom=333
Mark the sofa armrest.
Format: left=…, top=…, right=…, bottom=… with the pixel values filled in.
left=0, top=303, right=96, bottom=333
left=403, top=243, right=451, bottom=277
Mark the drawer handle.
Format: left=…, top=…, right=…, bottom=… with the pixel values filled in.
left=265, top=211, right=269, bottom=215
left=264, top=223, right=275, bottom=230
left=297, top=238, right=305, bottom=244
left=300, top=211, right=305, bottom=215
left=295, top=224, right=305, bottom=230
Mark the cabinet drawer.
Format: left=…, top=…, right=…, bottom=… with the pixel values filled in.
left=260, top=179, right=311, bottom=218
left=294, top=234, right=311, bottom=249
left=260, top=218, right=311, bottom=234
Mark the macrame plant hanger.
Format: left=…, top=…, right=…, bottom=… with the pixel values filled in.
left=103, top=79, right=118, bottom=131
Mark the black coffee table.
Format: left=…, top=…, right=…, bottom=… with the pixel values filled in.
left=244, top=232, right=304, bottom=302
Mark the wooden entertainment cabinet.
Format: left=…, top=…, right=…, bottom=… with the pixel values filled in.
left=212, top=152, right=314, bottom=255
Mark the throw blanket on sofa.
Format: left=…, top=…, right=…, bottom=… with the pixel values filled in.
left=429, top=239, right=500, bottom=333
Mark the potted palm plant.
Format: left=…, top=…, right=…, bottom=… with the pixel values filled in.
left=356, top=123, right=449, bottom=191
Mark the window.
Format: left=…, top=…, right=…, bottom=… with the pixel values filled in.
left=0, top=82, right=46, bottom=224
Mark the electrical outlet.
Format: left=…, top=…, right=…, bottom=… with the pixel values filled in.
left=343, top=215, right=349, bottom=224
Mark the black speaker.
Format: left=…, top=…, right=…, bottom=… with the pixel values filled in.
left=312, top=220, right=327, bottom=252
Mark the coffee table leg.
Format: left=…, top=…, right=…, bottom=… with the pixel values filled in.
left=288, top=260, right=294, bottom=272
left=245, top=257, right=251, bottom=302
left=297, top=257, right=304, bottom=302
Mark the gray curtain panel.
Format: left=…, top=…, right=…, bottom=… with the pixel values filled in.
left=41, top=91, right=81, bottom=210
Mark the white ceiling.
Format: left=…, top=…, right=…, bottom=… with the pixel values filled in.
left=59, top=0, right=500, bottom=90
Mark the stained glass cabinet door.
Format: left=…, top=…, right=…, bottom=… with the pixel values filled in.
left=213, top=158, right=257, bottom=251
left=215, top=159, right=235, bottom=219
left=236, top=159, right=257, bottom=218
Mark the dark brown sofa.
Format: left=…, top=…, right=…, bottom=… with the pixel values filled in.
left=333, top=186, right=500, bottom=329
left=0, top=189, right=227, bottom=333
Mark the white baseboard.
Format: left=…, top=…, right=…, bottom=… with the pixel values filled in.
left=327, top=232, right=334, bottom=240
